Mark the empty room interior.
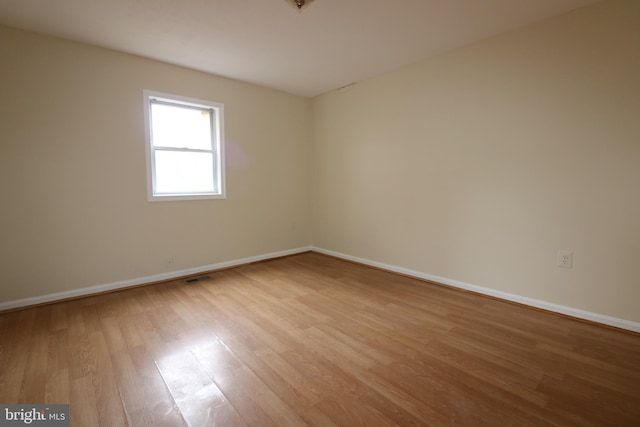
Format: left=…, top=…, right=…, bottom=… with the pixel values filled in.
left=0, top=0, right=639, bottom=425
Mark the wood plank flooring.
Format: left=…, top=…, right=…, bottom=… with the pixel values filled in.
left=1, top=252, right=639, bottom=426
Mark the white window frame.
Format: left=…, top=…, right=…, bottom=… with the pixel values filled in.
left=143, top=89, right=226, bottom=201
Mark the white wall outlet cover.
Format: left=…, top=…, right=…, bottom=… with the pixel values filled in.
left=557, top=251, right=573, bottom=268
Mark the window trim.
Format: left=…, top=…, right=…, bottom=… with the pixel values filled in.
left=143, top=89, right=226, bottom=202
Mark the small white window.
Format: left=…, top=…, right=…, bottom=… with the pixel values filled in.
left=143, top=90, right=225, bottom=201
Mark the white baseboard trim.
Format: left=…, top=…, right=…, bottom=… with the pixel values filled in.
left=0, top=246, right=312, bottom=312
left=311, top=246, right=640, bottom=333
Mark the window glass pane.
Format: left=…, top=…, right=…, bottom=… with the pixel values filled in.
left=155, top=150, right=215, bottom=194
left=151, top=103, right=212, bottom=150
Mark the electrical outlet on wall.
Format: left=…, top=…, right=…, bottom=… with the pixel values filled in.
left=557, top=251, right=573, bottom=268
left=165, top=257, right=175, bottom=269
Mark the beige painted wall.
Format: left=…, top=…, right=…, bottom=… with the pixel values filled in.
left=312, top=0, right=640, bottom=322
left=0, top=26, right=312, bottom=303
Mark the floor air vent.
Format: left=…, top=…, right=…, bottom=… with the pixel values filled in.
left=184, top=275, right=211, bottom=284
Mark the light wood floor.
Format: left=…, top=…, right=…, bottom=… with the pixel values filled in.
left=1, top=252, right=639, bottom=426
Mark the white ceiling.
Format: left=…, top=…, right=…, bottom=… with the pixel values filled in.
left=0, top=0, right=599, bottom=97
